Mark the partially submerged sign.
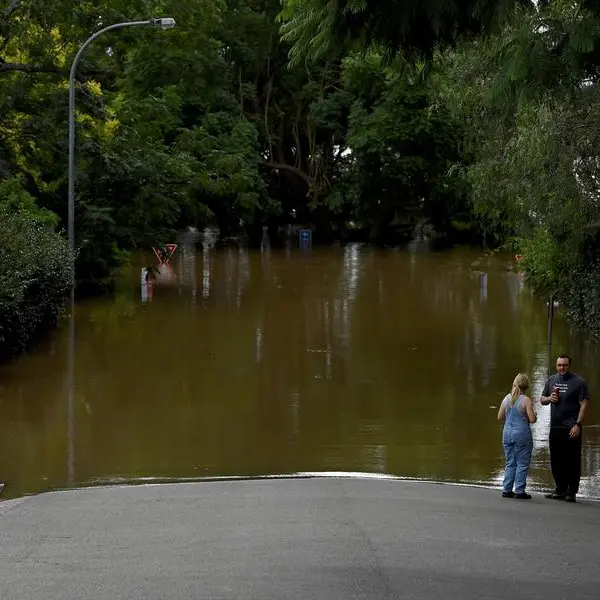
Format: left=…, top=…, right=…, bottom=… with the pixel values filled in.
left=153, top=244, right=178, bottom=264
left=299, top=229, right=312, bottom=249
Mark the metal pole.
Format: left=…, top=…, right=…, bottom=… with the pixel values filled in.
left=68, top=20, right=158, bottom=257
left=66, top=18, right=175, bottom=487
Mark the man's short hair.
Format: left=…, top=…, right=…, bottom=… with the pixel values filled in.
left=557, top=354, right=571, bottom=365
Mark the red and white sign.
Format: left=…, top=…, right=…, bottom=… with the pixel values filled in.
left=153, top=244, right=177, bottom=264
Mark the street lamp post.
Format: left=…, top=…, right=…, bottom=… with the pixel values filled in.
left=66, top=17, right=176, bottom=486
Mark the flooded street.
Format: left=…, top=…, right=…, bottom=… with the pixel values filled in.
left=1, top=241, right=599, bottom=500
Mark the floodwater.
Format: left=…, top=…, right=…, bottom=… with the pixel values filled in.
left=1, top=237, right=599, bottom=500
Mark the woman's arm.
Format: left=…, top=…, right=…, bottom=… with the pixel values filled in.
left=497, top=397, right=507, bottom=421
left=524, top=396, right=536, bottom=423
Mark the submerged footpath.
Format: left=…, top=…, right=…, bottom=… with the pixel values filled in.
left=1, top=476, right=599, bottom=600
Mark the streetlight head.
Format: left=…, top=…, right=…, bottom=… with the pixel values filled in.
left=152, top=17, right=176, bottom=29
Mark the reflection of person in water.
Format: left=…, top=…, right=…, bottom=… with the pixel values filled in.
left=498, top=373, right=536, bottom=500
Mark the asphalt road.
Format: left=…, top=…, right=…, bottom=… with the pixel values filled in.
left=1, top=477, right=598, bottom=599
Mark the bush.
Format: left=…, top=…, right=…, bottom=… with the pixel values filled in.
left=0, top=199, right=73, bottom=361
left=560, top=261, right=600, bottom=338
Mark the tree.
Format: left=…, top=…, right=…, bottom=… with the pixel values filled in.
left=324, top=52, right=463, bottom=244
left=278, top=0, right=535, bottom=66
left=436, top=1, right=600, bottom=334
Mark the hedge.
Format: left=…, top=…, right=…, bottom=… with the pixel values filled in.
left=0, top=206, right=73, bottom=361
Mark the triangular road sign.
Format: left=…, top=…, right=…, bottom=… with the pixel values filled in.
left=153, top=243, right=178, bottom=264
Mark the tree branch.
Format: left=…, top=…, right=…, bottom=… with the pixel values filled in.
left=260, top=160, right=312, bottom=188
left=3, top=0, right=21, bottom=19
left=0, top=0, right=22, bottom=53
left=0, top=62, right=62, bottom=75
left=0, top=62, right=106, bottom=80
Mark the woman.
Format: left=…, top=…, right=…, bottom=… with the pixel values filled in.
left=497, top=373, right=537, bottom=499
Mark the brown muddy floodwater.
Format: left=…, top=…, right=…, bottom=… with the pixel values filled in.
left=1, top=240, right=599, bottom=500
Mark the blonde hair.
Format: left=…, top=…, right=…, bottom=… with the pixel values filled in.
left=510, top=373, right=530, bottom=406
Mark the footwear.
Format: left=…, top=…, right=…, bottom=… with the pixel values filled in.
left=515, top=493, right=532, bottom=500
left=502, top=491, right=515, bottom=498
left=565, top=495, right=577, bottom=503
left=545, top=493, right=566, bottom=500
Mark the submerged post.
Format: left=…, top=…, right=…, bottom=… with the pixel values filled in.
left=547, top=294, right=555, bottom=377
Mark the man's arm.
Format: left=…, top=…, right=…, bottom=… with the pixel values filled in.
left=577, top=398, right=589, bottom=425
left=570, top=397, right=589, bottom=439
left=540, top=379, right=552, bottom=405
left=577, top=380, right=590, bottom=424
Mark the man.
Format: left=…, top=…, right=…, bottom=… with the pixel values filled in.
left=540, top=354, right=590, bottom=503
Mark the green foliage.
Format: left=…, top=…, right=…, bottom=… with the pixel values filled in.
left=278, top=0, right=535, bottom=66
left=563, top=261, right=600, bottom=336
left=0, top=205, right=73, bottom=360
left=0, top=177, right=58, bottom=227
left=437, top=1, right=600, bottom=335
left=176, top=114, right=266, bottom=233
left=336, top=53, right=463, bottom=242
left=518, top=229, right=565, bottom=296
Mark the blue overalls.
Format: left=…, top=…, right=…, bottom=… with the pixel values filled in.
left=502, top=395, right=533, bottom=494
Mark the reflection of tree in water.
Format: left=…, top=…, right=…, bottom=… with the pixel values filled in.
left=177, top=229, right=198, bottom=301
left=332, top=244, right=364, bottom=351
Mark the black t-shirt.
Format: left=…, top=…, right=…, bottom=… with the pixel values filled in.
left=542, top=372, right=590, bottom=428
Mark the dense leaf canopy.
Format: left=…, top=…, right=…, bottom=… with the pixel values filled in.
left=278, top=0, right=535, bottom=64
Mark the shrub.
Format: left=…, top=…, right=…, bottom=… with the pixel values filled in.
left=0, top=182, right=73, bottom=361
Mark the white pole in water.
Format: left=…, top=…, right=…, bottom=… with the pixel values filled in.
left=547, top=294, right=555, bottom=377
left=141, top=268, right=148, bottom=302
